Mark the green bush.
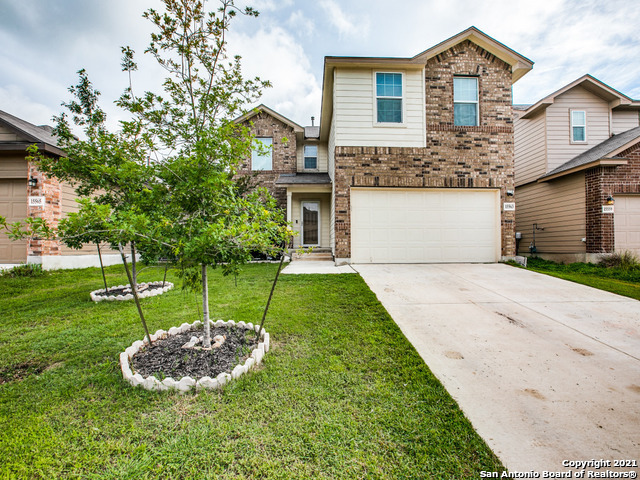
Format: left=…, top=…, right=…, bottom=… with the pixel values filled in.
left=0, top=263, right=46, bottom=278
left=599, top=250, right=640, bottom=269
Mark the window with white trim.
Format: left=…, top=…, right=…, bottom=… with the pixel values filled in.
left=304, top=144, right=318, bottom=170
left=251, top=137, right=272, bottom=171
left=571, top=110, right=587, bottom=143
left=453, top=76, right=479, bottom=126
left=375, top=72, right=403, bottom=123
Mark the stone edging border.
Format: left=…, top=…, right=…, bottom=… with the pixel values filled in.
left=119, top=319, right=270, bottom=392
left=90, top=281, right=174, bottom=302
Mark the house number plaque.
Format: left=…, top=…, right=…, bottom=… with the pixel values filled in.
left=29, top=196, right=45, bottom=207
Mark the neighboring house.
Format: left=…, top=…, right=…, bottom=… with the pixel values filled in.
left=514, top=75, right=640, bottom=261
left=0, top=110, right=121, bottom=269
left=236, top=105, right=332, bottom=251
left=240, top=26, right=533, bottom=264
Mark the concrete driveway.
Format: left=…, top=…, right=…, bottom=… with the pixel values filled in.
left=354, top=263, right=640, bottom=473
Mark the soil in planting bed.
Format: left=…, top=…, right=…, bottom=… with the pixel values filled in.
left=95, top=282, right=169, bottom=298
left=131, top=326, right=259, bottom=380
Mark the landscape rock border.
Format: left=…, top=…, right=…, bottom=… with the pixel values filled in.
left=90, top=281, right=174, bottom=302
left=119, top=319, right=270, bottom=392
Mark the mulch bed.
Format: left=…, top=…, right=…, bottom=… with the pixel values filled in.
left=131, top=325, right=258, bottom=380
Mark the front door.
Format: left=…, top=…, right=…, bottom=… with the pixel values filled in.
left=301, top=201, right=320, bottom=246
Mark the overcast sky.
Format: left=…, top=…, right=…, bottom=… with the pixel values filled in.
left=1, top=0, right=639, bottom=131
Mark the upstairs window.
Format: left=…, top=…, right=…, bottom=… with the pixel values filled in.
left=304, top=145, right=318, bottom=170
left=453, top=76, right=478, bottom=126
left=376, top=72, right=403, bottom=123
left=251, top=137, right=272, bottom=171
left=571, top=110, right=587, bottom=143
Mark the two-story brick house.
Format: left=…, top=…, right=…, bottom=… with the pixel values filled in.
left=514, top=75, right=640, bottom=261
left=240, top=27, right=533, bottom=264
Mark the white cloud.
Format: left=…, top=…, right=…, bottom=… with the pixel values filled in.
left=248, top=0, right=294, bottom=12
left=287, top=10, right=315, bottom=38
left=229, top=26, right=321, bottom=125
left=319, top=0, right=369, bottom=38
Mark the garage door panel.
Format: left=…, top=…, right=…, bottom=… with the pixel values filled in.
left=0, top=178, right=27, bottom=263
left=615, top=196, right=640, bottom=255
left=351, top=188, right=499, bottom=263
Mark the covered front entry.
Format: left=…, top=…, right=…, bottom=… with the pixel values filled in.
left=276, top=172, right=332, bottom=251
left=614, top=195, right=640, bottom=255
left=290, top=193, right=330, bottom=249
left=350, top=188, right=500, bottom=263
left=0, top=178, right=28, bottom=263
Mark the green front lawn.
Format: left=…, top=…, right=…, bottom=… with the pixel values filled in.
left=525, top=257, right=640, bottom=301
left=0, top=263, right=503, bottom=479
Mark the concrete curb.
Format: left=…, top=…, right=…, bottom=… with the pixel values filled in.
left=90, top=281, right=174, bottom=302
left=120, top=319, right=269, bottom=393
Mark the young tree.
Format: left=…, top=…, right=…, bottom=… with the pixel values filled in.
left=19, top=0, right=291, bottom=351
left=119, top=0, right=291, bottom=348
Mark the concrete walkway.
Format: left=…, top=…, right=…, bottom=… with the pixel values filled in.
left=354, top=263, right=640, bottom=473
left=281, top=260, right=356, bottom=274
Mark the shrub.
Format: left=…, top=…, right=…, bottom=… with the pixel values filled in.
left=599, top=251, right=640, bottom=269
left=0, top=263, right=46, bottom=278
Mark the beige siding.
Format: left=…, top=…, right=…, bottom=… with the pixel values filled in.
left=546, top=86, right=611, bottom=172
left=612, top=110, right=639, bottom=134
left=296, top=141, right=328, bottom=172
left=0, top=154, right=28, bottom=178
left=0, top=125, right=22, bottom=142
left=333, top=68, right=425, bottom=148
left=514, top=110, right=546, bottom=186
left=291, top=194, right=331, bottom=249
left=515, top=173, right=586, bottom=254
left=59, top=183, right=119, bottom=256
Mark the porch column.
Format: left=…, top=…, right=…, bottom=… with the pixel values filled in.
left=286, top=190, right=292, bottom=224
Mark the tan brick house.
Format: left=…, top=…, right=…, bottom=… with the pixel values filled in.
left=514, top=75, right=640, bottom=261
left=0, top=110, right=123, bottom=268
left=242, top=27, right=533, bottom=264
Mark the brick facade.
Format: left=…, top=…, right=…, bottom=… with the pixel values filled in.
left=27, top=160, right=63, bottom=257
left=585, top=143, right=640, bottom=253
left=239, top=112, right=297, bottom=210
left=333, top=41, right=516, bottom=259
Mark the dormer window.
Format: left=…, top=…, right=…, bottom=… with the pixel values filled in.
left=375, top=72, right=403, bottom=124
left=304, top=145, right=318, bottom=170
left=454, top=76, right=479, bottom=126
left=571, top=110, right=587, bottom=143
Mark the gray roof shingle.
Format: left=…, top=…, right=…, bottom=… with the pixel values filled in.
left=304, top=126, right=320, bottom=139
left=275, top=173, right=331, bottom=185
left=542, top=126, right=640, bottom=178
left=0, top=109, right=60, bottom=147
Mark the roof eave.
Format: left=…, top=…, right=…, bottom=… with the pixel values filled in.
left=522, top=74, right=634, bottom=119
left=538, top=158, right=628, bottom=182
left=233, top=104, right=304, bottom=133
left=412, top=26, right=533, bottom=82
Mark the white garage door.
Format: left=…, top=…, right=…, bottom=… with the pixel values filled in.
left=615, top=195, right=640, bottom=255
left=0, top=178, right=28, bottom=263
left=351, top=188, right=500, bottom=263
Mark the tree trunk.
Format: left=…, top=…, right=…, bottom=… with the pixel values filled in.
left=97, top=242, right=109, bottom=293
left=202, top=264, right=211, bottom=348
left=119, top=244, right=152, bottom=345
left=162, top=261, right=169, bottom=288
left=130, top=241, right=138, bottom=291
left=258, top=251, right=286, bottom=337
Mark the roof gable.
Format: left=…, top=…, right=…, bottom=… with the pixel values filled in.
left=0, top=109, right=64, bottom=156
left=234, top=104, right=303, bottom=133
left=521, top=74, right=636, bottom=119
left=412, top=26, right=533, bottom=82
